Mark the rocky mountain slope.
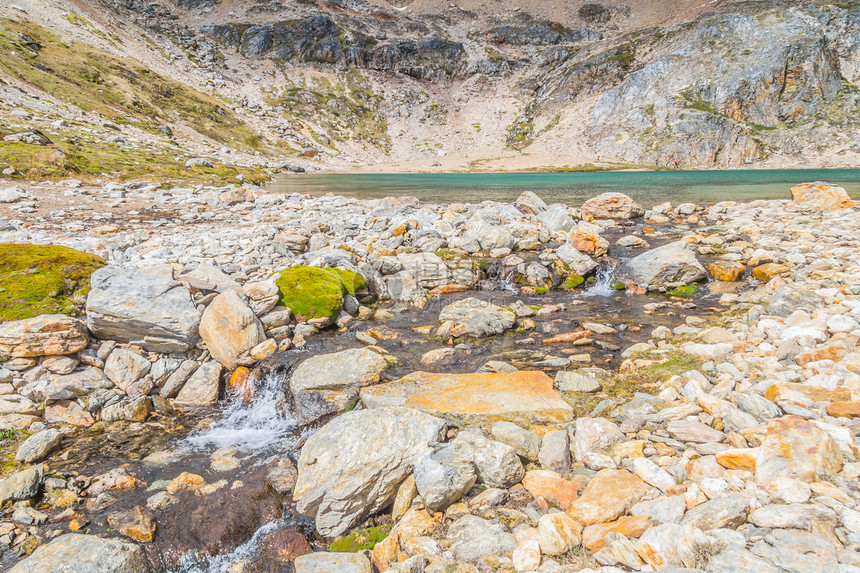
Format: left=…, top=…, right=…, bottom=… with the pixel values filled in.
left=0, top=0, right=859, bottom=176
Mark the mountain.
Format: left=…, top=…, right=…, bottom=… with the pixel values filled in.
left=0, top=0, right=858, bottom=177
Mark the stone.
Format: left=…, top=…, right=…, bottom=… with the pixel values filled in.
left=790, top=182, right=856, bottom=211
left=177, top=262, right=241, bottom=293
left=438, top=297, right=515, bottom=338
left=749, top=528, right=840, bottom=572
left=538, top=512, right=583, bottom=555
left=765, top=477, right=811, bottom=503
left=522, top=470, right=579, bottom=509
left=294, top=407, right=446, bottom=537
left=243, top=279, right=281, bottom=316
left=8, top=533, right=149, bottom=573
left=0, top=315, right=88, bottom=357
left=290, top=348, right=389, bottom=425
left=101, top=396, right=153, bottom=422
left=538, top=430, right=571, bottom=473
left=828, top=401, right=860, bottom=418
left=41, top=356, right=78, bottom=375
left=555, top=370, right=601, bottom=392
left=173, top=361, right=222, bottom=407
left=491, top=421, right=541, bottom=462
left=371, top=507, right=435, bottom=570
left=681, top=493, right=749, bottom=531
left=398, top=253, right=453, bottom=289
left=752, top=262, right=789, bottom=282
left=582, top=515, right=651, bottom=552
left=413, top=444, right=477, bottom=512
left=631, top=457, right=676, bottom=492
left=567, top=221, right=609, bottom=255
left=618, top=241, right=707, bottom=290
left=581, top=192, right=644, bottom=220
left=666, top=419, right=725, bottom=443
left=44, top=400, right=94, bottom=426
left=634, top=523, right=720, bottom=570
left=451, top=428, right=525, bottom=488
left=0, top=464, right=43, bottom=502
left=540, top=203, right=575, bottom=233
left=515, top=191, right=548, bottom=215
left=15, top=429, right=62, bottom=463
left=294, top=552, right=372, bottom=573
left=630, top=495, right=686, bottom=524
left=160, top=359, right=197, bottom=399
left=573, top=417, right=625, bottom=462
left=566, top=469, right=649, bottom=526
left=86, top=266, right=200, bottom=352
left=446, top=515, right=517, bottom=564
left=715, top=448, right=759, bottom=472
left=420, top=348, right=455, bottom=364
left=708, top=544, right=782, bottom=573
left=555, top=244, right=599, bottom=276
left=512, top=538, right=541, bottom=572
left=103, top=348, right=151, bottom=392
left=749, top=504, right=836, bottom=530
left=708, top=261, right=745, bottom=282
left=107, top=506, right=156, bottom=542
left=755, top=415, right=843, bottom=486
left=199, top=290, right=266, bottom=368
left=362, top=371, right=573, bottom=425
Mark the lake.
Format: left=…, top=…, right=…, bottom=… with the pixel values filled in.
left=266, top=169, right=860, bottom=206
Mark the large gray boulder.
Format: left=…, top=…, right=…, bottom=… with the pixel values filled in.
left=293, top=406, right=446, bottom=537
left=0, top=464, right=43, bottom=502
left=9, top=533, right=150, bottom=573
left=86, top=266, right=200, bottom=353
left=413, top=444, right=477, bottom=513
left=198, top=290, right=265, bottom=368
left=289, top=348, right=389, bottom=425
left=618, top=241, right=707, bottom=290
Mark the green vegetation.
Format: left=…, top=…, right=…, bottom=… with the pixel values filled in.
left=0, top=244, right=105, bottom=320
left=668, top=284, right=698, bottom=298
left=273, top=266, right=349, bottom=323
left=329, top=524, right=391, bottom=552
left=609, top=280, right=626, bottom=290
left=328, top=268, right=368, bottom=297
left=563, top=275, right=586, bottom=290
left=0, top=18, right=263, bottom=149
left=608, top=43, right=636, bottom=68
left=535, top=286, right=548, bottom=295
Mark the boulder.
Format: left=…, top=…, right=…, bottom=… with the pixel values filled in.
left=539, top=204, right=575, bottom=233
left=515, top=191, right=548, bottom=215
left=522, top=470, right=579, bottom=510
left=173, top=361, right=222, bottom=407
left=290, top=348, right=389, bottom=425
left=573, top=417, right=625, bottom=462
left=755, top=415, right=843, bottom=486
left=293, top=406, right=446, bottom=537
left=446, top=515, right=516, bottom=563
left=490, top=421, right=541, bottom=461
left=22, top=367, right=112, bottom=402
left=566, top=469, right=649, bottom=526
left=8, top=533, right=149, bottom=573
left=199, top=290, right=266, bottom=368
left=790, top=182, right=856, bottom=211
left=398, top=253, right=453, bottom=289
left=438, top=297, right=515, bottom=338
left=0, top=315, right=88, bottom=357
left=294, top=552, right=372, bottom=573
left=681, top=493, right=749, bottom=531
left=361, top=371, right=573, bottom=425
left=556, top=244, right=599, bottom=277
left=15, top=429, right=62, bottom=463
left=581, top=192, right=645, bottom=220
left=451, top=428, right=524, bottom=488
left=413, top=444, right=477, bottom=512
left=103, top=348, right=151, bottom=392
left=0, top=464, right=44, bottom=502
left=177, top=262, right=241, bottom=293
left=618, top=241, right=707, bottom=289
left=86, top=266, right=200, bottom=352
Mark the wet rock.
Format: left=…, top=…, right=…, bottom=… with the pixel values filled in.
left=438, top=297, right=515, bottom=338
left=566, top=469, right=648, bottom=526
left=8, top=533, right=149, bottom=573
left=15, top=428, right=62, bottom=463
left=491, top=421, right=540, bottom=461
left=790, top=182, right=856, bottom=211
left=247, top=529, right=313, bottom=571
left=199, top=290, right=266, bottom=368
left=107, top=505, right=156, bottom=542
left=86, top=266, right=201, bottom=352
left=451, top=428, right=524, bottom=488
left=755, top=415, right=842, bottom=486
left=103, top=348, right=151, bottom=391
left=290, top=348, right=388, bottom=424
left=413, top=444, right=477, bottom=513
left=580, top=192, right=644, bottom=220
left=0, top=464, right=43, bottom=501
left=0, top=315, right=88, bottom=357
left=446, top=514, right=516, bottom=564
left=362, top=371, right=573, bottom=425
left=173, top=361, right=222, bottom=407
left=294, top=406, right=446, bottom=537
left=618, top=241, right=707, bottom=290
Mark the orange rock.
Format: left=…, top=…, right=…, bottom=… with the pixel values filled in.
left=845, top=353, right=860, bottom=374
left=752, top=263, right=789, bottom=282
left=826, top=401, right=860, bottom=418
left=755, top=415, right=843, bottom=486
left=107, top=506, right=156, bottom=543
left=44, top=401, right=94, bottom=427
left=228, top=366, right=257, bottom=403
left=625, top=286, right=647, bottom=295
left=69, top=518, right=88, bottom=532
left=566, top=469, right=649, bottom=526
left=522, top=470, right=579, bottom=510
left=764, top=382, right=852, bottom=404
left=427, top=284, right=468, bottom=296
left=542, top=330, right=591, bottom=344
left=391, top=223, right=409, bottom=237
left=790, top=183, right=857, bottom=211
left=372, top=508, right=436, bottom=571
left=708, top=261, right=745, bottom=282
left=716, top=448, right=759, bottom=471
left=582, top=515, right=651, bottom=552
left=796, top=340, right=850, bottom=366
left=167, top=472, right=206, bottom=495
left=360, top=371, right=574, bottom=425
left=612, top=440, right=645, bottom=460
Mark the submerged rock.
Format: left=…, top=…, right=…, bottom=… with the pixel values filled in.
left=438, top=297, right=516, bottom=338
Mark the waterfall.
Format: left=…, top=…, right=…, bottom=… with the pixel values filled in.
left=582, top=261, right=619, bottom=297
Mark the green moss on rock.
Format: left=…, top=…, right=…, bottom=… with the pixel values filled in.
left=274, top=266, right=349, bottom=323
left=563, top=275, right=585, bottom=290
left=329, top=268, right=368, bottom=296
left=329, top=525, right=391, bottom=552
left=610, top=279, right=626, bottom=290
left=0, top=244, right=105, bottom=321
left=668, top=284, right=698, bottom=298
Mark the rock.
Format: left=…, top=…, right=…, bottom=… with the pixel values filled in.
left=294, top=552, right=372, bottom=573
left=294, top=406, right=446, bottom=537
left=0, top=464, right=43, bottom=502
left=491, top=421, right=541, bottom=461
left=0, top=315, right=88, bottom=357
left=581, top=192, right=644, bottom=220
left=748, top=528, right=840, bottom=572
left=290, top=348, right=389, bottom=424
left=631, top=457, right=676, bottom=492
left=86, top=266, right=200, bottom=352
left=173, top=361, right=222, bottom=407
left=44, top=401, right=94, bottom=426
left=512, top=537, right=541, bottom=572
left=247, top=528, right=312, bottom=569
left=413, top=444, right=477, bottom=512
left=41, top=356, right=78, bottom=375
left=362, top=371, right=573, bottom=425
left=790, top=182, right=856, bottom=211
left=555, top=370, right=602, bottom=392
left=827, top=401, right=860, bottom=418
left=15, top=429, right=62, bottom=463
left=582, top=515, right=651, bottom=552
left=199, top=290, right=266, bottom=368
left=8, top=533, right=149, bottom=573
left=438, top=297, right=515, bottom=338
left=538, top=430, right=571, bottom=473
left=616, top=235, right=650, bottom=248
left=618, top=241, right=707, bottom=290
left=708, top=261, right=745, bottom=281
left=765, top=477, right=811, bottom=503
left=573, top=417, right=625, bottom=462
left=630, top=495, right=686, bottom=524
left=177, top=262, right=241, bottom=293
left=708, top=544, right=782, bottom=573
left=540, top=204, right=575, bottom=233
left=103, top=348, right=151, bottom=392
left=566, top=469, right=648, bottom=526
left=666, top=419, right=726, bottom=443
left=681, top=493, right=749, bottom=530
left=446, top=515, right=516, bottom=563
left=538, top=512, right=582, bottom=555
left=755, top=415, right=842, bottom=486
left=160, top=359, right=197, bottom=399
left=556, top=243, right=599, bottom=277
left=634, top=523, right=718, bottom=570
left=515, top=191, right=548, bottom=215
left=451, top=428, right=524, bottom=488
left=273, top=266, right=348, bottom=323
left=399, top=253, right=453, bottom=289
left=567, top=221, right=609, bottom=255
left=107, top=506, right=156, bottom=542
left=522, top=470, right=579, bottom=509
left=749, top=504, right=836, bottom=530
left=752, top=262, right=789, bottom=282
left=101, top=396, right=153, bottom=422
left=0, top=394, right=40, bottom=415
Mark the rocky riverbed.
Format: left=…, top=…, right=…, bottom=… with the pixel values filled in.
left=0, top=180, right=858, bottom=573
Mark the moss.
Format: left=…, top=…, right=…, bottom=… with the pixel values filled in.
left=329, top=525, right=391, bottom=552
left=0, top=244, right=105, bottom=320
left=535, top=287, right=548, bottom=295
left=609, top=280, right=626, bottom=290
left=668, top=284, right=698, bottom=298
left=274, top=266, right=347, bottom=323
left=329, top=268, right=367, bottom=296
left=563, top=275, right=585, bottom=290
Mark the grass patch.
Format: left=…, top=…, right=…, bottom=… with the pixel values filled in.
left=0, top=243, right=105, bottom=320
left=329, top=524, right=391, bottom=552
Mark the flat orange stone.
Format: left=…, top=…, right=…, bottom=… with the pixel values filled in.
left=543, top=330, right=591, bottom=344
left=427, top=284, right=468, bottom=296
left=582, top=515, right=651, bottom=552
left=361, top=371, right=574, bottom=425
left=522, top=470, right=580, bottom=510
left=827, top=401, right=860, bottom=418
left=764, top=382, right=852, bottom=404
left=716, top=448, right=759, bottom=471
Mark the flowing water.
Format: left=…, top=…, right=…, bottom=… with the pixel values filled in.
left=267, top=168, right=860, bottom=205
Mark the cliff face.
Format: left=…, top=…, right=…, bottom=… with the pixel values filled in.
left=2, top=0, right=860, bottom=170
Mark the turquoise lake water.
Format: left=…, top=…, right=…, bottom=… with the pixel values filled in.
left=267, top=169, right=860, bottom=206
